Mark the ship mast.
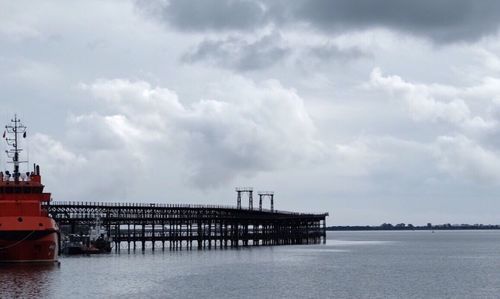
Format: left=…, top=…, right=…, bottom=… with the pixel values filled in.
left=4, top=114, right=27, bottom=182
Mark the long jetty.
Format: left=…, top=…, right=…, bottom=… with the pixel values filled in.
left=46, top=201, right=328, bottom=251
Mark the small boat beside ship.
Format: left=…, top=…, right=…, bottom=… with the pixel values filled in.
left=61, top=233, right=111, bottom=255
left=61, top=218, right=112, bottom=255
left=0, top=115, right=59, bottom=262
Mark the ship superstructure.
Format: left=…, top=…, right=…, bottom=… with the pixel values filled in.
left=0, top=115, right=59, bottom=262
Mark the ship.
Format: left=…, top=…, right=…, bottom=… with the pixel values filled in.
left=88, top=216, right=112, bottom=253
left=0, top=115, right=59, bottom=262
left=61, top=217, right=112, bottom=255
left=61, top=233, right=111, bottom=255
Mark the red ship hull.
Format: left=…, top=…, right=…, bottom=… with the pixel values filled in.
left=0, top=231, right=58, bottom=262
left=0, top=217, right=59, bottom=263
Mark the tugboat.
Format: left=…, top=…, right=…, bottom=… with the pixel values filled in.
left=89, top=217, right=112, bottom=253
left=61, top=217, right=111, bottom=255
left=0, top=115, right=59, bottom=262
left=61, top=233, right=111, bottom=255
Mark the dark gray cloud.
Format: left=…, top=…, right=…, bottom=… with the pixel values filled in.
left=182, top=33, right=368, bottom=71
left=182, top=33, right=290, bottom=71
left=139, top=0, right=500, bottom=43
left=308, top=44, right=368, bottom=61
left=181, top=32, right=371, bottom=71
left=137, top=0, right=266, bottom=31
left=293, top=0, right=500, bottom=43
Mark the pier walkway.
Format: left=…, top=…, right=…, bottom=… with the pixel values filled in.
left=46, top=201, right=328, bottom=251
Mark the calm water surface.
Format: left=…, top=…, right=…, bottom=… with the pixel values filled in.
left=2, top=230, right=500, bottom=298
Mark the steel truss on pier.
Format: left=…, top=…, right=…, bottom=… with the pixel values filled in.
left=46, top=201, right=328, bottom=251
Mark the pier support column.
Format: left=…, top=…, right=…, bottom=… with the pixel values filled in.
left=162, top=221, right=165, bottom=251
left=133, top=223, right=136, bottom=251
left=141, top=223, right=145, bottom=252
left=197, top=220, right=202, bottom=250
left=152, top=224, right=155, bottom=252
left=208, top=221, right=212, bottom=250
left=323, top=219, right=326, bottom=244
left=127, top=224, right=131, bottom=252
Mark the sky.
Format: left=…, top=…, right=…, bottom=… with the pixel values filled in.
left=2, top=1, right=500, bottom=225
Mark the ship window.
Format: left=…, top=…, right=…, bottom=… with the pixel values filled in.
left=5, top=187, right=13, bottom=193
left=15, top=187, right=22, bottom=194
left=0, top=187, right=3, bottom=194
left=23, top=187, right=31, bottom=194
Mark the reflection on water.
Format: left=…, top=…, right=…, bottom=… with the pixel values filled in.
left=1, top=231, right=500, bottom=298
left=0, top=263, right=59, bottom=298
left=325, top=239, right=394, bottom=246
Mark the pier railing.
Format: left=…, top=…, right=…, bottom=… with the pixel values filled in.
left=48, top=201, right=328, bottom=217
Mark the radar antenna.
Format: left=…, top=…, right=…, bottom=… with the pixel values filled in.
left=3, top=114, right=27, bottom=181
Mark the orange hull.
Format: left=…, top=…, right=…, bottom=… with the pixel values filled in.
left=0, top=230, right=58, bottom=262
left=0, top=217, right=59, bottom=262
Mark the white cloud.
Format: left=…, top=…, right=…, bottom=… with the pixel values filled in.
left=474, top=48, right=500, bottom=72
left=334, top=139, right=383, bottom=177
left=31, top=133, right=87, bottom=169
left=366, top=68, right=500, bottom=185
left=434, top=135, right=500, bottom=183
left=369, top=67, right=496, bottom=131
left=72, top=77, right=325, bottom=188
left=29, top=131, right=147, bottom=201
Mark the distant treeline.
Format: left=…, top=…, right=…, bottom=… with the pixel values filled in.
left=327, top=223, right=500, bottom=231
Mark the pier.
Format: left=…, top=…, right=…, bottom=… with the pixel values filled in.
left=46, top=201, right=328, bottom=252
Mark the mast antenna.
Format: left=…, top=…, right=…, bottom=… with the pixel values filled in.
left=4, top=114, right=27, bottom=181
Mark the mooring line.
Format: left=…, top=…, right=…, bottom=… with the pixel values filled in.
left=0, top=231, right=35, bottom=250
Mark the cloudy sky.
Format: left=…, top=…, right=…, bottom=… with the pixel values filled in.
left=2, top=1, right=500, bottom=225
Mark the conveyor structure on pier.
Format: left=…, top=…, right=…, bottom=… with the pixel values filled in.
left=46, top=201, right=328, bottom=251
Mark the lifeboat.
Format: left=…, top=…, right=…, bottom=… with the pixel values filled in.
left=0, top=115, right=59, bottom=262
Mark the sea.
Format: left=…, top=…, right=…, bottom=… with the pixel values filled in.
left=1, top=230, right=500, bottom=299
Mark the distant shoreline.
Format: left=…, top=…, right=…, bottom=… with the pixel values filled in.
left=327, top=224, right=500, bottom=231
